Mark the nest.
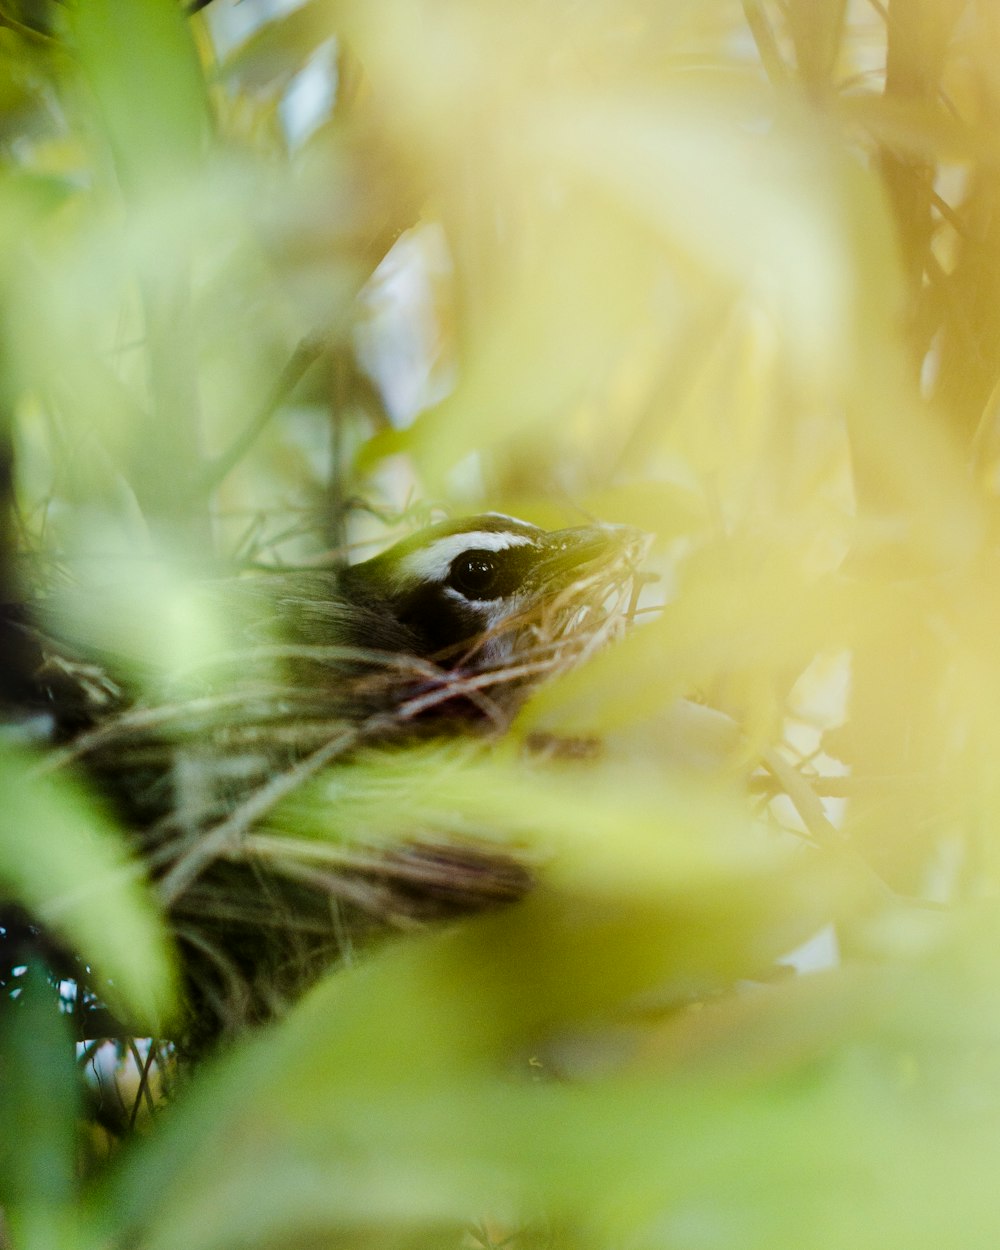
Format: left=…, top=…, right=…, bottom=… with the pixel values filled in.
left=11, top=527, right=650, bottom=1059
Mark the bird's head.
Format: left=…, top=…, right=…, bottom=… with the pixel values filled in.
left=340, top=513, right=648, bottom=670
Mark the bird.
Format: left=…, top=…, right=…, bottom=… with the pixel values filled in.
left=254, top=511, right=648, bottom=700
left=13, top=511, right=650, bottom=1049
left=339, top=511, right=640, bottom=662
left=23, top=511, right=645, bottom=732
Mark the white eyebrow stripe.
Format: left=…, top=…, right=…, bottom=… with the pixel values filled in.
left=398, top=531, right=535, bottom=582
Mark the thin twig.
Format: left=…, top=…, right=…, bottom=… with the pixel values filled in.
left=760, top=746, right=842, bottom=849
left=127, top=1039, right=158, bottom=1129
left=742, top=0, right=789, bottom=89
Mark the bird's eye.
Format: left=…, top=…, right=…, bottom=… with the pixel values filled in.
left=448, top=552, right=502, bottom=600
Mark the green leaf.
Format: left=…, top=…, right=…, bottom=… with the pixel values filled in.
left=0, top=966, right=78, bottom=1250
left=517, top=537, right=865, bottom=739
left=216, top=0, right=330, bottom=94
left=70, top=0, right=209, bottom=197
left=100, top=907, right=1000, bottom=1250
left=524, top=83, right=895, bottom=386
left=0, top=743, right=176, bottom=1028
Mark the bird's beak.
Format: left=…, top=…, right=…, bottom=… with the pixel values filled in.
left=531, top=524, right=648, bottom=588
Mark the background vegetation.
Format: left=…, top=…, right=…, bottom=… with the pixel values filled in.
left=4, top=0, right=1000, bottom=1247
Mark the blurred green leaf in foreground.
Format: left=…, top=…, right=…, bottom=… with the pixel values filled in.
left=0, top=744, right=176, bottom=1026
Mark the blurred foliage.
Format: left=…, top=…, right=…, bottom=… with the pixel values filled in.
left=3, top=0, right=1000, bottom=1248
left=0, top=743, right=175, bottom=1024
